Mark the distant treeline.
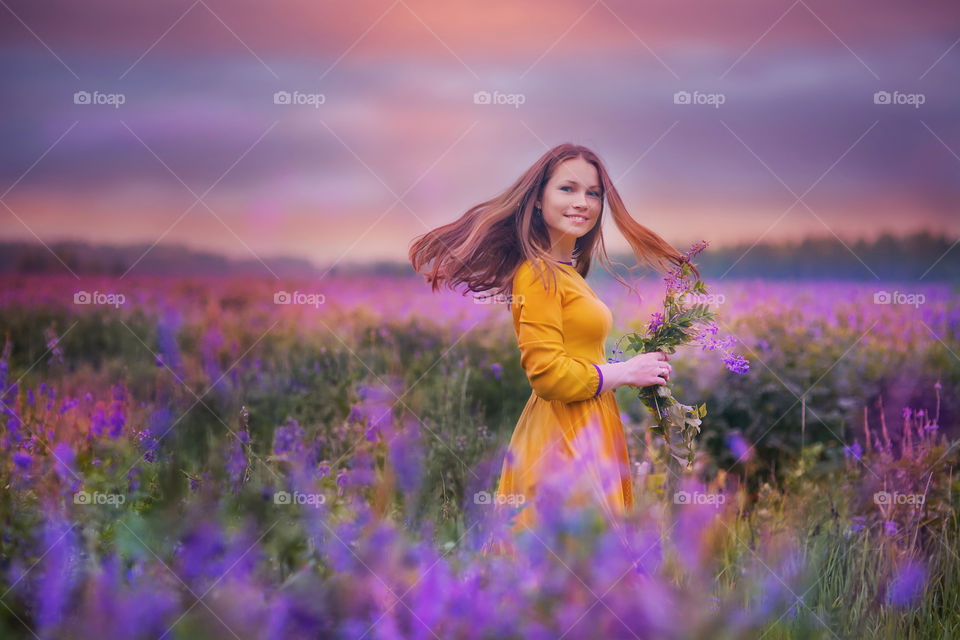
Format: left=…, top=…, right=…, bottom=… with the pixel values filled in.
left=666, top=232, right=959, bottom=281
left=1, top=232, right=957, bottom=280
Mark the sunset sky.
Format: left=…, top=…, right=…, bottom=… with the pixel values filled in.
left=1, top=0, right=957, bottom=268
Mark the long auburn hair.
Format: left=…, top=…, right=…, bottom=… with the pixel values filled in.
left=409, top=143, right=692, bottom=300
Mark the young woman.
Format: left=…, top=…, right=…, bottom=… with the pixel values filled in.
left=409, top=143, right=686, bottom=540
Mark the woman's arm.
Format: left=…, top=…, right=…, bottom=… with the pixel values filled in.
left=595, top=351, right=672, bottom=393
left=513, top=262, right=603, bottom=402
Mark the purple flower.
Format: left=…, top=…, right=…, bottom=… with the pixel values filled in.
left=884, top=520, right=898, bottom=537
left=387, top=419, right=424, bottom=495
left=108, top=382, right=126, bottom=439
left=663, top=240, right=709, bottom=293
left=137, top=428, right=160, bottom=463
left=273, top=418, right=305, bottom=457
left=490, top=363, right=503, bottom=380
left=90, top=405, right=107, bottom=437
left=851, top=516, right=867, bottom=532
left=886, top=560, right=926, bottom=606
left=13, top=450, right=32, bottom=470
left=52, top=441, right=80, bottom=491
left=127, top=467, right=141, bottom=492
left=225, top=434, right=248, bottom=492
left=726, top=432, right=752, bottom=462
left=6, top=416, right=22, bottom=444
left=156, top=311, right=184, bottom=375
left=648, top=312, right=664, bottom=334
left=35, top=515, right=77, bottom=631
left=349, top=383, right=397, bottom=435
left=316, top=460, right=331, bottom=479
left=843, top=441, right=863, bottom=461
left=722, top=353, right=750, bottom=375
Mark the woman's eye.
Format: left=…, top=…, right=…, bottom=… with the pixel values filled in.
left=559, top=185, right=600, bottom=197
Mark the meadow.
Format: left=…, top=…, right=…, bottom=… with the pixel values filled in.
left=0, top=271, right=957, bottom=639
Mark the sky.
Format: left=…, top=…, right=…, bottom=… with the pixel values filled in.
left=0, top=0, right=958, bottom=269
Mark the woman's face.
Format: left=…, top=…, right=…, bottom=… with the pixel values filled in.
left=536, top=156, right=602, bottom=245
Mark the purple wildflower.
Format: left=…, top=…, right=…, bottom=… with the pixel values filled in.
left=722, top=353, right=750, bottom=375
left=108, top=382, right=126, bottom=439
left=886, top=560, right=926, bottom=607
left=316, top=460, right=331, bottom=479
left=843, top=441, right=863, bottom=461
left=273, top=418, right=304, bottom=457
left=52, top=441, right=80, bottom=491
left=225, top=433, right=248, bottom=492
left=648, top=312, right=664, bottom=334
left=726, top=432, right=752, bottom=462
left=13, top=450, right=32, bottom=470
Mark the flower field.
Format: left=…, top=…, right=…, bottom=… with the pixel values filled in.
left=0, top=272, right=957, bottom=639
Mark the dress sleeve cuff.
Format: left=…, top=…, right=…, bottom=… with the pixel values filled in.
left=592, top=364, right=603, bottom=397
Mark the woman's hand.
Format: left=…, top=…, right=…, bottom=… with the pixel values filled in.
left=595, top=350, right=673, bottom=394
left=622, top=350, right=672, bottom=388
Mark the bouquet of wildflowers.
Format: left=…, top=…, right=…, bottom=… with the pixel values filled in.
left=613, top=241, right=749, bottom=495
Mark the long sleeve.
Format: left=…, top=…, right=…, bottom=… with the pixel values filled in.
left=512, top=262, right=602, bottom=403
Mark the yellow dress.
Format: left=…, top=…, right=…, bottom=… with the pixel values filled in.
left=494, top=258, right=634, bottom=535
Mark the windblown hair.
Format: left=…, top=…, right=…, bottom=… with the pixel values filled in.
left=408, top=143, right=694, bottom=300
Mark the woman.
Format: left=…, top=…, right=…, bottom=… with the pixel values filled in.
left=409, top=143, right=684, bottom=542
